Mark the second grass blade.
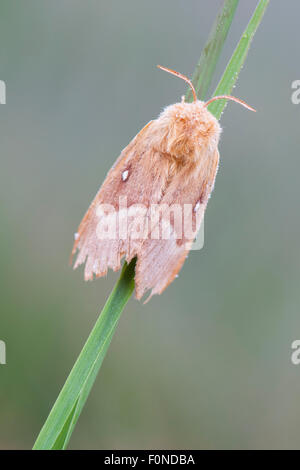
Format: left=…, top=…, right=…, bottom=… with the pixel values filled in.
left=208, top=0, right=270, bottom=119
left=186, top=0, right=239, bottom=102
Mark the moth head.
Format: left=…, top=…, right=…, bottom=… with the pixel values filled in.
left=157, top=65, right=256, bottom=162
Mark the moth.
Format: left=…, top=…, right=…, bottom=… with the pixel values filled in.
left=72, top=66, right=255, bottom=301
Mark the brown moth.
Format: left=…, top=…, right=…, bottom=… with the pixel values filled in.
left=72, top=66, right=255, bottom=301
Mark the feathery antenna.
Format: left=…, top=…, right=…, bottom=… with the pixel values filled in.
left=157, top=65, right=197, bottom=103
left=204, top=95, right=256, bottom=112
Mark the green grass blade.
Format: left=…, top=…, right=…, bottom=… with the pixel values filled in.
left=208, top=0, right=269, bottom=119
left=61, top=320, right=118, bottom=449
left=33, top=259, right=136, bottom=450
left=51, top=398, right=79, bottom=450
left=186, top=0, right=239, bottom=102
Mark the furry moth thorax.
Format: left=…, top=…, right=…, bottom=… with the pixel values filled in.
left=156, top=100, right=221, bottom=164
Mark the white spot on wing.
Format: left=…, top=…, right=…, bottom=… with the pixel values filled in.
left=122, top=170, right=129, bottom=181
left=74, top=232, right=79, bottom=240
left=194, top=201, right=200, bottom=213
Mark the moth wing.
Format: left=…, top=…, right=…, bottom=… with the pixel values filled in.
left=72, top=120, right=169, bottom=280
left=135, top=149, right=220, bottom=300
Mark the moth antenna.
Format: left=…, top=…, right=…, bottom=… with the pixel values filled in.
left=204, top=95, right=256, bottom=112
left=157, top=65, right=197, bottom=103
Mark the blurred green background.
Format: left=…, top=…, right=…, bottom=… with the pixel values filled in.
left=0, top=0, right=300, bottom=450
